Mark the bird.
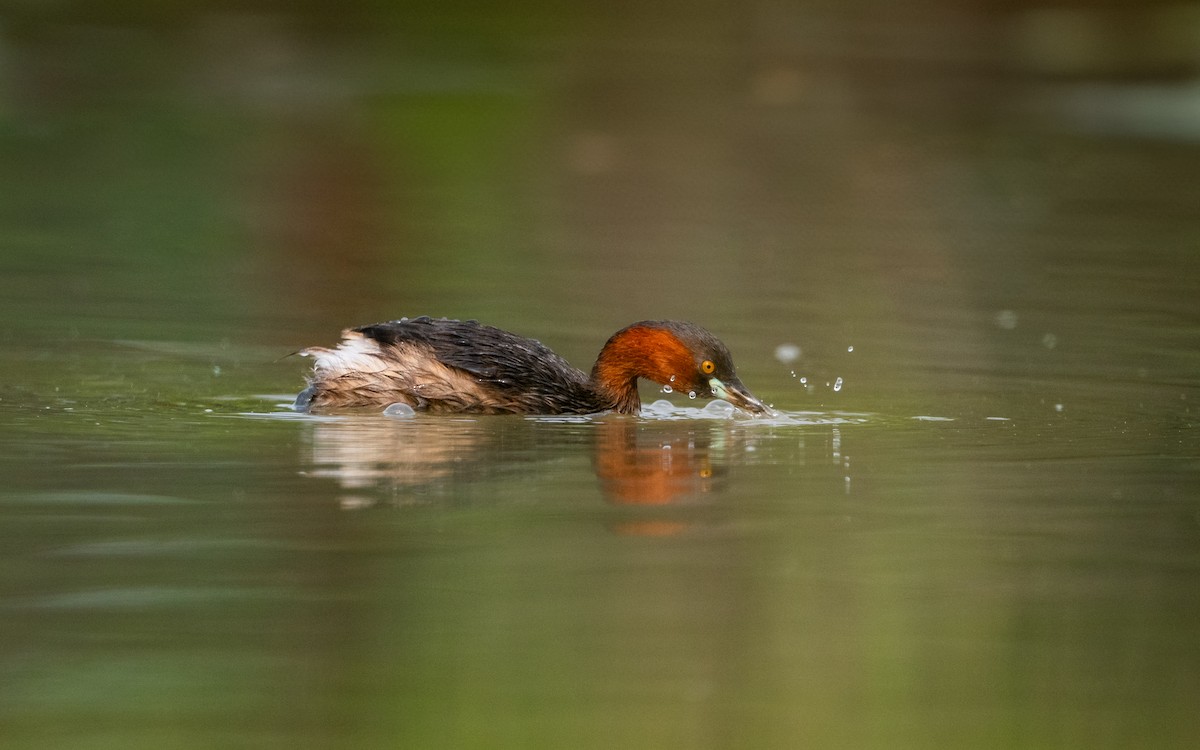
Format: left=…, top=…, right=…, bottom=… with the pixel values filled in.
left=294, top=316, right=769, bottom=416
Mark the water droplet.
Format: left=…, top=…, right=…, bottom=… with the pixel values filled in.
left=688, top=391, right=697, bottom=399
left=833, top=377, right=843, bottom=392
left=662, top=385, right=673, bottom=393
left=774, top=343, right=801, bottom=364
left=789, top=370, right=796, bottom=378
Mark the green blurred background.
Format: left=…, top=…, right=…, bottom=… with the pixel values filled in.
left=1, top=2, right=1199, bottom=749
left=4, top=0, right=1198, bottom=348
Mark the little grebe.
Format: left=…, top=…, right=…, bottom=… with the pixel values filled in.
left=295, top=316, right=769, bottom=416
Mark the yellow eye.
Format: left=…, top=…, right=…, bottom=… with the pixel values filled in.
left=701, top=360, right=715, bottom=375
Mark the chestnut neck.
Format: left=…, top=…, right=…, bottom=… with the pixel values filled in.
left=589, top=325, right=693, bottom=415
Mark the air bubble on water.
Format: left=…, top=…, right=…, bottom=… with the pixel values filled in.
left=212, top=365, right=221, bottom=376
left=645, top=399, right=676, bottom=415
left=774, top=343, right=801, bottom=364
left=662, top=385, right=673, bottom=393
left=669, top=375, right=676, bottom=382
left=688, top=391, right=697, bottom=399
left=799, top=377, right=807, bottom=384
left=1042, top=333, right=1057, bottom=349
left=1055, top=403, right=1064, bottom=412
left=383, top=403, right=416, bottom=418
left=833, top=377, right=843, bottom=392
left=847, top=345, right=854, bottom=353
left=702, top=400, right=735, bottom=417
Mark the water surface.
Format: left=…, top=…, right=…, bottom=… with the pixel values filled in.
left=2, top=4, right=1199, bottom=748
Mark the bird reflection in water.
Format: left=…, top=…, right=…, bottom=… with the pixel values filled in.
left=592, top=420, right=725, bottom=536
left=301, top=415, right=739, bottom=533
left=302, top=417, right=548, bottom=509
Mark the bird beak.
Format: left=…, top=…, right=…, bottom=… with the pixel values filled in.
left=710, top=377, right=772, bottom=416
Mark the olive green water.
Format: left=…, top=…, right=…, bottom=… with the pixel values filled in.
left=2, top=5, right=1200, bottom=749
